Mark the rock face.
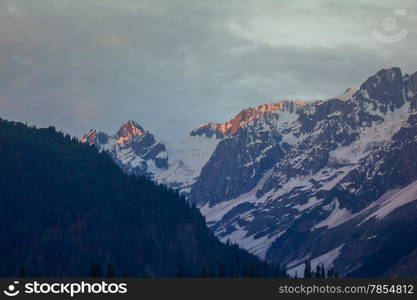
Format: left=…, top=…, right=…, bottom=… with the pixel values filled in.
left=190, top=68, right=417, bottom=276
left=83, top=68, right=417, bottom=276
left=190, top=101, right=305, bottom=206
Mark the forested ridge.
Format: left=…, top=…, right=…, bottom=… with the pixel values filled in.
left=0, top=119, right=288, bottom=277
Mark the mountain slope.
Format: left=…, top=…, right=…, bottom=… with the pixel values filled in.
left=82, top=121, right=220, bottom=194
left=188, top=67, right=417, bottom=276
left=81, top=120, right=169, bottom=177
left=0, top=119, right=281, bottom=277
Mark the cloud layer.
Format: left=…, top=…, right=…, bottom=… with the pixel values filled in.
left=0, top=0, right=416, bottom=139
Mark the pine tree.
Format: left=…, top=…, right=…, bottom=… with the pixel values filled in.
left=200, top=266, right=207, bottom=278
left=304, top=260, right=312, bottom=278
left=106, top=264, right=115, bottom=277
left=315, top=264, right=321, bottom=278
left=327, top=267, right=334, bottom=278
left=320, top=264, right=326, bottom=278
left=263, top=260, right=268, bottom=277
left=90, top=263, right=102, bottom=277
left=19, top=267, right=26, bottom=278
left=218, top=261, right=225, bottom=277
left=176, top=267, right=184, bottom=278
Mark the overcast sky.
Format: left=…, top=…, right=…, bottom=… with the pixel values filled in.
left=0, top=0, right=416, bottom=140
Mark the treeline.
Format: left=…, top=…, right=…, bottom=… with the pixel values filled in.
left=87, top=252, right=289, bottom=278
left=297, top=260, right=339, bottom=278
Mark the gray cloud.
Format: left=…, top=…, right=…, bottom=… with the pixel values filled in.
left=0, top=0, right=416, bottom=140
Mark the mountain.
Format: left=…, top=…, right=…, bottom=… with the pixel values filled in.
left=81, top=120, right=169, bottom=177
left=82, top=67, right=417, bottom=277
left=190, top=67, right=417, bottom=276
left=0, top=119, right=285, bottom=277
left=82, top=120, right=220, bottom=194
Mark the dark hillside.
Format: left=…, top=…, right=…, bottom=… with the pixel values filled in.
left=0, top=119, right=285, bottom=277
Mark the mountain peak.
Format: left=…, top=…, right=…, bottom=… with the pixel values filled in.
left=193, top=100, right=309, bottom=137
left=359, top=67, right=404, bottom=111
left=360, top=67, right=402, bottom=89
left=80, top=129, right=97, bottom=145
left=116, top=120, right=145, bottom=144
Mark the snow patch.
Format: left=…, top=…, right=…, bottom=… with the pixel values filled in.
left=153, top=135, right=220, bottom=191
left=359, top=180, right=417, bottom=225
left=329, top=100, right=410, bottom=164
left=287, top=244, right=344, bottom=277
left=199, top=169, right=273, bottom=222
left=293, top=197, right=320, bottom=212
left=220, top=228, right=286, bottom=260
left=314, top=199, right=358, bottom=230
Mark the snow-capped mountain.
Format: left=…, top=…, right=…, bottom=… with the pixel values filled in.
left=190, top=67, right=417, bottom=276
left=81, top=120, right=169, bottom=177
left=81, top=120, right=220, bottom=193
left=82, top=67, right=417, bottom=276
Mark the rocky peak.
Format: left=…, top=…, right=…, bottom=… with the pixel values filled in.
left=192, top=100, right=308, bottom=138
left=358, top=67, right=404, bottom=112
left=361, top=67, right=402, bottom=87
left=116, top=120, right=145, bottom=144
left=190, top=123, right=224, bottom=139
left=80, top=129, right=97, bottom=146
left=81, top=120, right=168, bottom=176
